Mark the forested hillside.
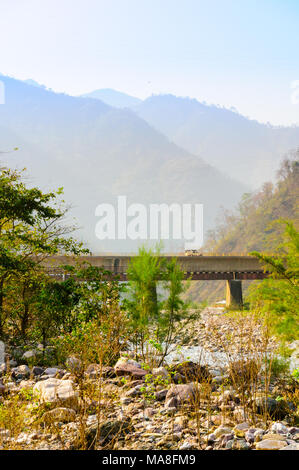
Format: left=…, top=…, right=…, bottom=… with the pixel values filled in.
left=186, top=153, right=299, bottom=303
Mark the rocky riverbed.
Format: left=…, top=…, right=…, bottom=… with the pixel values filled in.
left=0, top=307, right=298, bottom=451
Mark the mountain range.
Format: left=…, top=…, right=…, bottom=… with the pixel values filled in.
left=83, top=89, right=299, bottom=188
left=0, top=76, right=298, bottom=252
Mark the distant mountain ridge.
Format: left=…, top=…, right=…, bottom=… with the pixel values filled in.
left=82, top=89, right=299, bottom=188
left=133, top=94, right=299, bottom=188
left=0, top=75, right=247, bottom=252
left=24, top=79, right=47, bottom=89
left=81, top=88, right=142, bottom=108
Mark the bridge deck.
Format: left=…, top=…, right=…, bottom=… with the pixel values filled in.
left=41, top=255, right=269, bottom=281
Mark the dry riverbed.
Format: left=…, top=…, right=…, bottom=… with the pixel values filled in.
left=0, top=306, right=298, bottom=450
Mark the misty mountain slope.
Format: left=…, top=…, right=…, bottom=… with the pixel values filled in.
left=0, top=75, right=247, bottom=252
left=134, top=94, right=299, bottom=188
left=81, top=88, right=142, bottom=108
left=185, top=156, right=299, bottom=304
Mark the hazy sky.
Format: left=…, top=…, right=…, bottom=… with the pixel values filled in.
left=1, top=0, right=299, bottom=125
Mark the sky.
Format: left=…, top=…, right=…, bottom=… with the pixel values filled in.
left=0, top=0, right=299, bottom=125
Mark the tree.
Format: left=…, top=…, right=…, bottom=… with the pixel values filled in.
left=124, top=246, right=164, bottom=359
left=157, top=257, right=193, bottom=364
left=249, top=220, right=299, bottom=343
left=125, top=245, right=194, bottom=364
left=0, top=165, right=86, bottom=339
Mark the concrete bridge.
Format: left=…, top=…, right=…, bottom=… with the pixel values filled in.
left=42, top=255, right=269, bottom=308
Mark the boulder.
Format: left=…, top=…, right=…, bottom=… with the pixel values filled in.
left=44, top=367, right=60, bottom=375
left=219, top=433, right=234, bottom=446
left=234, top=422, right=250, bottom=437
left=254, top=429, right=265, bottom=442
left=179, top=441, right=193, bottom=450
left=165, top=383, right=198, bottom=408
left=232, top=439, right=251, bottom=450
left=214, top=425, right=233, bottom=438
left=280, top=443, right=299, bottom=450
left=255, top=397, right=293, bottom=420
left=32, top=366, right=44, bottom=377
left=205, top=433, right=216, bottom=443
left=0, top=363, right=6, bottom=376
left=115, top=363, right=148, bottom=380
left=165, top=396, right=178, bottom=409
left=262, top=433, right=287, bottom=441
left=213, top=375, right=229, bottom=385
left=86, top=364, right=115, bottom=379
left=271, top=422, right=289, bottom=434
left=42, top=407, right=76, bottom=424
left=169, top=361, right=210, bottom=383
left=152, top=367, right=169, bottom=379
left=66, top=356, right=82, bottom=373
left=124, top=384, right=143, bottom=398
left=154, top=389, right=168, bottom=401
left=22, top=350, right=38, bottom=361
left=33, top=378, right=78, bottom=408
left=83, top=418, right=132, bottom=449
left=115, top=357, right=141, bottom=369
left=11, top=364, right=30, bottom=380
left=19, top=379, right=35, bottom=389
left=245, top=429, right=256, bottom=443
left=256, top=439, right=288, bottom=450
left=289, top=427, right=299, bottom=435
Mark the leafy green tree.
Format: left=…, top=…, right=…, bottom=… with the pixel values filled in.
left=32, top=263, right=125, bottom=351
left=0, top=165, right=86, bottom=339
left=125, top=245, right=194, bottom=363
left=249, top=220, right=299, bottom=342
left=124, top=246, right=165, bottom=358
left=158, top=257, right=192, bottom=364
left=33, top=277, right=81, bottom=347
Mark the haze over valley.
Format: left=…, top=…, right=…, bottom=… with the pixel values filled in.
left=1, top=75, right=298, bottom=252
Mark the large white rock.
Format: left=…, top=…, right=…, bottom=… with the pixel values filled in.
left=271, top=422, right=289, bottom=434
left=115, top=357, right=142, bottom=369
left=0, top=341, right=5, bottom=365
left=280, top=443, right=299, bottom=450
left=22, top=350, right=37, bottom=360
left=33, top=378, right=78, bottom=408
left=256, top=439, right=287, bottom=450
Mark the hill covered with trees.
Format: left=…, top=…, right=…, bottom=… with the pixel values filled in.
left=186, top=153, right=299, bottom=303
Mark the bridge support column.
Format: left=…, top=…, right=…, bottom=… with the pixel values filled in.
left=226, top=280, right=243, bottom=309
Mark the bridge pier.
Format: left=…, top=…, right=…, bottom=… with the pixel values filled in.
left=226, top=280, right=243, bottom=309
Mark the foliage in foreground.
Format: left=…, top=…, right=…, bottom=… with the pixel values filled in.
left=124, top=245, right=197, bottom=365
left=249, top=220, right=299, bottom=343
